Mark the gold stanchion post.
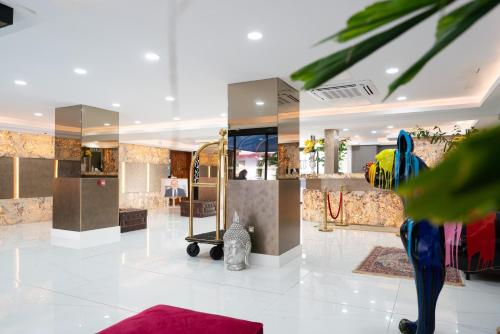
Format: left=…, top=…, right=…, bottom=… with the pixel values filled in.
left=318, top=187, right=333, bottom=232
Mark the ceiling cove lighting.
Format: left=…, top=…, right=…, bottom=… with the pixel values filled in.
left=397, top=96, right=407, bottom=101
left=165, top=96, right=175, bottom=102
left=255, top=100, right=264, bottom=106
left=385, top=67, right=399, bottom=74
left=247, top=31, right=263, bottom=40
left=33, top=112, right=43, bottom=117
left=74, top=68, right=87, bottom=75
left=112, top=103, right=120, bottom=108
left=14, top=80, right=27, bottom=86
left=144, top=52, right=160, bottom=62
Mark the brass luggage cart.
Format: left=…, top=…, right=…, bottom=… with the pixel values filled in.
left=185, top=129, right=228, bottom=260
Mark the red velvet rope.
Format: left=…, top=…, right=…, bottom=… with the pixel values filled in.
left=327, top=192, right=343, bottom=220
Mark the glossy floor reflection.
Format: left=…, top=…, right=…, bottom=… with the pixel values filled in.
left=0, top=210, right=499, bottom=333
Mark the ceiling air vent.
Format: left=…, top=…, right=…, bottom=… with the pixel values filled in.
left=309, top=80, right=379, bottom=101
left=0, top=3, right=13, bottom=28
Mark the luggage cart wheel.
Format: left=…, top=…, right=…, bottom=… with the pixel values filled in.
left=210, top=245, right=224, bottom=260
left=187, top=243, right=200, bottom=257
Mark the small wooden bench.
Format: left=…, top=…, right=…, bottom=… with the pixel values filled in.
left=119, top=208, right=147, bottom=233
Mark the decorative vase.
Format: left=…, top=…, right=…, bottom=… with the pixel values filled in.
left=223, top=211, right=251, bottom=271
left=84, top=156, right=91, bottom=173
left=308, top=154, right=317, bottom=174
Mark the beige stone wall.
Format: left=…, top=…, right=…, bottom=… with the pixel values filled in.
left=0, top=130, right=54, bottom=158
left=119, top=143, right=170, bottom=210
left=302, top=189, right=405, bottom=228
left=413, top=138, right=446, bottom=168
left=0, top=131, right=54, bottom=225
left=120, top=143, right=169, bottom=164
left=0, top=131, right=171, bottom=224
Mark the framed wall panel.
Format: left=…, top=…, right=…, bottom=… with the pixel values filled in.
left=0, top=157, right=14, bottom=199
left=19, top=158, right=54, bottom=198
left=149, top=163, right=168, bottom=193
left=124, top=162, right=147, bottom=193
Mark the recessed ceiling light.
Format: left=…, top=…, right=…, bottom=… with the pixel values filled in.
left=371, top=130, right=377, bottom=134
left=165, top=96, right=175, bottom=102
left=74, top=68, right=87, bottom=75
left=104, top=123, right=111, bottom=126
left=144, top=52, right=160, bottom=61
left=255, top=100, right=265, bottom=106
left=385, top=67, right=399, bottom=74
left=134, top=120, right=141, bottom=124
left=342, top=128, right=349, bottom=131
left=247, top=31, right=263, bottom=41
left=397, top=96, right=407, bottom=101
left=112, top=103, right=120, bottom=108
left=220, top=113, right=227, bottom=117
left=33, top=112, right=43, bottom=117
left=387, top=125, right=394, bottom=129
left=14, top=80, right=27, bottom=86
left=172, top=117, right=181, bottom=121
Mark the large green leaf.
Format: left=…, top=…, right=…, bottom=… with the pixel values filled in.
left=291, top=6, right=439, bottom=90
left=385, top=0, right=499, bottom=99
left=399, top=125, right=500, bottom=224
left=318, top=0, right=449, bottom=44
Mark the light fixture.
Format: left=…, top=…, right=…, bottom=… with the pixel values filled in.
left=397, top=96, right=407, bottom=101
left=341, top=309, right=348, bottom=314
left=385, top=67, right=399, bottom=74
left=354, top=134, right=360, bottom=138
left=247, top=31, right=263, bottom=40
left=134, top=120, right=141, bottom=124
left=144, top=52, right=160, bottom=61
left=112, top=103, right=120, bottom=108
left=104, top=123, right=111, bottom=126
left=220, top=113, right=227, bottom=117
left=33, top=112, right=43, bottom=117
left=165, top=96, right=175, bottom=102
left=342, top=128, right=349, bottom=131
left=74, top=68, right=87, bottom=75
left=371, top=130, right=377, bottom=134
left=172, top=117, right=181, bottom=121
left=14, top=80, right=27, bottom=86
left=387, top=125, right=394, bottom=129
left=255, top=100, right=264, bottom=106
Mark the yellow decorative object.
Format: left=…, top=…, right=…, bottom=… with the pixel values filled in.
left=373, top=149, right=396, bottom=189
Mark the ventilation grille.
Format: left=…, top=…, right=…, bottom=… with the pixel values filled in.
left=278, top=93, right=299, bottom=105
left=309, top=80, right=379, bottom=101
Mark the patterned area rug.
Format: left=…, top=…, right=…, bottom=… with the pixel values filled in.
left=354, top=246, right=464, bottom=286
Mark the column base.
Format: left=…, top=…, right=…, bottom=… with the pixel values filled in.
left=51, top=226, right=121, bottom=249
left=250, top=245, right=301, bottom=268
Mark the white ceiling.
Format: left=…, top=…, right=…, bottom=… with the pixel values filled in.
left=0, top=0, right=499, bottom=150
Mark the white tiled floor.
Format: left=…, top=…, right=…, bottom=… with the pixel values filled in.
left=1, top=210, right=499, bottom=333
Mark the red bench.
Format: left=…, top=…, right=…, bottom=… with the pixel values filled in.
left=98, top=305, right=264, bottom=334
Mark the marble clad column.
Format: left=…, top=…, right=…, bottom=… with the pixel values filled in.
left=324, top=129, right=339, bottom=174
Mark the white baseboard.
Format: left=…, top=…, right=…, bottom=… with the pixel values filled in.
left=250, top=245, right=302, bottom=268
left=51, top=226, right=121, bottom=249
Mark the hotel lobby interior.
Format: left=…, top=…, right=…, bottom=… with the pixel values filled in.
left=1, top=1, right=500, bottom=333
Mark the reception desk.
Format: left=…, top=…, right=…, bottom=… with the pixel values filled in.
left=302, top=174, right=404, bottom=228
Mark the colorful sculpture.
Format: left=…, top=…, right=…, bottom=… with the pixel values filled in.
left=366, top=130, right=499, bottom=334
